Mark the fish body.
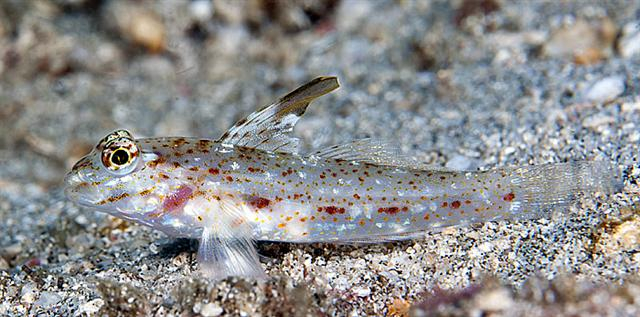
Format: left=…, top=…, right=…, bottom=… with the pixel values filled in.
left=65, top=77, right=621, bottom=280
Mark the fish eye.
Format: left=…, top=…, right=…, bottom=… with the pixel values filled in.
left=111, top=148, right=131, bottom=166
left=100, top=133, right=140, bottom=176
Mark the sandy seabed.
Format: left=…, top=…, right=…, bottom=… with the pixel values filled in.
left=1, top=1, right=639, bottom=316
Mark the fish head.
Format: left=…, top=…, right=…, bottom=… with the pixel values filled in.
left=64, top=129, right=159, bottom=217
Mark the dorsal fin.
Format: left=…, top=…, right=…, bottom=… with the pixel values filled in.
left=217, top=77, right=340, bottom=153
left=314, top=139, right=435, bottom=170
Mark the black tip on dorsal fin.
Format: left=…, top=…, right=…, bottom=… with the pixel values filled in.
left=278, top=76, right=340, bottom=106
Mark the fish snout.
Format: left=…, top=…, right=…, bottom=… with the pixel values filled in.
left=64, top=172, right=84, bottom=201
left=63, top=167, right=99, bottom=207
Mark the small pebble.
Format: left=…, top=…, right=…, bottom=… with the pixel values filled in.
left=618, top=22, right=640, bottom=58
left=336, top=0, right=374, bottom=32
left=34, top=291, right=62, bottom=308
left=353, top=286, right=371, bottom=297
left=502, top=146, right=516, bottom=156
left=107, top=2, right=166, bottom=53
left=389, top=299, right=410, bottom=317
left=585, top=76, right=625, bottom=103
left=149, top=243, right=159, bottom=254
left=0, top=257, right=8, bottom=270
left=20, top=283, right=38, bottom=304
left=3, top=243, right=22, bottom=258
left=190, top=0, right=214, bottom=22
left=621, top=99, right=640, bottom=113
left=474, top=288, right=513, bottom=311
left=543, top=18, right=617, bottom=64
left=478, top=241, right=494, bottom=253
left=200, top=303, right=224, bottom=317
left=445, top=155, right=472, bottom=171
left=79, top=298, right=104, bottom=315
left=606, top=217, right=640, bottom=254
left=74, top=214, right=89, bottom=226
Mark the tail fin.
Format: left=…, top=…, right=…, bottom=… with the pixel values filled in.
left=508, top=161, right=622, bottom=218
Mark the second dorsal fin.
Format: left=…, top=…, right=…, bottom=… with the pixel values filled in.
left=314, top=139, right=434, bottom=170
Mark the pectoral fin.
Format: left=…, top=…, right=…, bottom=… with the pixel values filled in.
left=197, top=226, right=264, bottom=281
left=197, top=195, right=265, bottom=280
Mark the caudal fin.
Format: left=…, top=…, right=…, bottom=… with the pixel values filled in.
left=509, top=161, right=622, bottom=218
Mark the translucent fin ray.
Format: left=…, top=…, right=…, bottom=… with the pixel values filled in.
left=197, top=227, right=264, bottom=280
left=507, top=161, right=622, bottom=220
left=197, top=197, right=265, bottom=280
left=314, top=138, right=432, bottom=169
left=218, top=77, right=340, bottom=153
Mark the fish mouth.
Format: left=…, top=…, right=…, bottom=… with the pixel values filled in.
left=64, top=172, right=98, bottom=207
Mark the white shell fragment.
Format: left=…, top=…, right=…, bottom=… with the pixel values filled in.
left=584, top=76, right=625, bottom=104
left=618, top=22, right=640, bottom=58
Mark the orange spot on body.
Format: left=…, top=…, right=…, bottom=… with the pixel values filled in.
left=148, top=155, right=167, bottom=167
left=248, top=196, right=271, bottom=209
left=208, top=168, right=219, bottom=175
left=503, top=192, right=515, bottom=202
left=451, top=201, right=461, bottom=209
left=378, top=207, right=400, bottom=215
left=323, top=206, right=346, bottom=215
